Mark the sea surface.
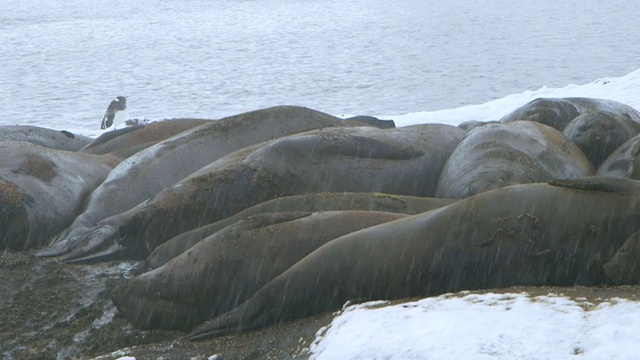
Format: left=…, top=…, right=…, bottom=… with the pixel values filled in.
left=1, top=0, right=639, bottom=136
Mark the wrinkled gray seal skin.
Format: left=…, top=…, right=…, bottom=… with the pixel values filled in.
left=603, top=229, right=640, bottom=285
left=147, top=192, right=457, bottom=269
left=112, top=210, right=407, bottom=331
left=57, top=124, right=464, bottom=262
left=499, top=98, right=583, bottom=130
left=39, top=106, right=351, bottom=257
left=563, top=111, right=639, bottom=168
left=596, top=133, right=640, bottom=180
left=344, top=116, right=395, bottom=129
left=80, top=118, right=210, bottom=158
left=0, top=142, right=119, bottom=250
left=0, top=125, right=92, bottom=151
left=186, top=177, right=640, bottom=340
left=435, top=121, right=593, bottom=199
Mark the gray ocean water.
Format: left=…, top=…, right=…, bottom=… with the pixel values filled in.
left=1, top=0, right=639, bottom=132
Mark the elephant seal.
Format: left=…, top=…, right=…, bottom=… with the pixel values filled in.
left=457, top=120, right=499, bottom=132
left=566, top=97, right=640, bottom=124
left=39, top=106, right=352, bottom=257
left=499, top=98, right=582, bottom=130
left=112, top=210, right=407, bottom=331
left=55, top=124, right=464, bottom=263
left=146, top=192, right=457, bottom=269
left=186, top=177, right=640, bottom=340
left=0, top=142, right=119, bottom=250
left=344, top=116, right=395, bottom=129
left=603, top=229, right=640, bottom=285
left=0, top=125, right=92, bottom=151
left=596, top=134, right=640, bottom=180
left=81, top=118, right=210, bottom=158
left=435, top=120, right=593, bottom=199
left=500, top=97, right=640, bottom=131
left=562, top=111, right=639, bottom=168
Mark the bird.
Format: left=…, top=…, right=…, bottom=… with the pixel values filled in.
left=100, top=96, right=128, bottom=130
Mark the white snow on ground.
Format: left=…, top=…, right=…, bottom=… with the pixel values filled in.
left=385, top=67, right=640, bottom=127
left=309, top=292, right=640, bottom=360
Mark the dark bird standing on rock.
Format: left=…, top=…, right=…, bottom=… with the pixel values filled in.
left=101, top=96, right=127, bottom=130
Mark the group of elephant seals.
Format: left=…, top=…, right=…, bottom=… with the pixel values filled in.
left=112, top=210, right=408, bottom=331
left=55, top=124, right=465, bottom=263
left=38, top=106, right=354, bottom=257
left=0, top=142, right=118, bottom=249
left=435, top=120, right=592, bottom=198
left=562, top=111, right=639, bottom=168
left=499, top=97, right=640, bottom=131
left=147, top=192, right=456, bottom=269
left=186, top=177, right=640, bottom=340
left=0, top=125, right=92, bottom=151
left=566, top=97, right=640, bottom=123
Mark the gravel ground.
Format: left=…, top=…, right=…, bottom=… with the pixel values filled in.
left=2, top=250, right=639, bottom=360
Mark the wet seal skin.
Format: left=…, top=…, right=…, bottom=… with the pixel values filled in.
left=500, top=97, right=640, bottom=131
left=436, top=120, right=593, bottom=199
left=0, top=142, right=118, bottom=250
left=186, top=177, right=640, bottom=340
left=604, top=229, right=640, bottom=284
left=49, top=124, right=464, bottom=263
left=112, top=210, right=407, bottom=331
left=39, top=105, right=352, bottom=258
left=146, top=192, right=456, bottom=269
left=0, top=125, right=92, bottom=151
left=563, top=110, right=639, bottom=168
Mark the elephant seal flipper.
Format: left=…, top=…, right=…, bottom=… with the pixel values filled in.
left=548, top=177, right=639, bottom=194
left=56, top=225, right=119, bottom=263
left=603, top=230, right=640, bottom=284
left=63, top=242, right=129, bottom=264
left=186, top=297, right=268, bottom=341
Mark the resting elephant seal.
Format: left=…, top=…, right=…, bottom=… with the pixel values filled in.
left=39, top=106, right=352, bottom=257
left=596, top=134, right=640, bottom=180
left=0, top=142, right=118, bottom=249
left=603, top=229, right=640, bottom=285
left=344, top=116, right=395, bottom=129
left=186, top=177, right=640, bottom=340
left=112, top=210, right=407, bottom=331
left=457, top=120, right=499, bottom=132
left=566, top=97, right=640, bottom=124
left=499, top=98, right=582, bottom=130
left=0, top=125, right=92, bottom=151
left=500, top=97, right=640, bottom=131
left=563, top=111, right=639, bottom=168
left=435, top=121, right=592, bottom=198
left=147, top=192, right=456, bottom=269
left=80, top=118, right=210, bottom=158
left=56, top=124, right=464, bottom=263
